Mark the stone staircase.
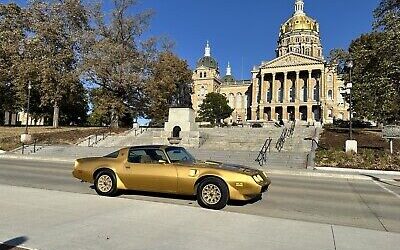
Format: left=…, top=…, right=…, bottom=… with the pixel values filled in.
left=198, top=127, right=281, bottom=151
left=93, top=128, right=162, bottom=147
left=192, top=125, right=316, bottom=169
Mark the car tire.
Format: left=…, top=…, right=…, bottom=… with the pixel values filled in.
left=197, top=177, right=229, bottom=210
left=94, top=170, right=118, bottom=196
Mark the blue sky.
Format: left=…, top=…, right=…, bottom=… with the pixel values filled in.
left=5, top=0, right=379, bottom=80
left=134, top=0, right=379, bottom=79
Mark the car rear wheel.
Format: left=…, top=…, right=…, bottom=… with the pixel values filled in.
left=94, top=170, right=118, bottom=196
left=197, top=177, right=229, bottom=210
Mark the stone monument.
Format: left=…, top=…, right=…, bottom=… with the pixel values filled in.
left=153, top=108, right=203, bottom=148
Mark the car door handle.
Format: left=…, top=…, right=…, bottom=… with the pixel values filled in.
left=125, top=166, right=131, bottom=169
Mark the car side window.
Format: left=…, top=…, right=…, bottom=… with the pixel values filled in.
left=128, top=149, right=146, bottom=163
left=128, top=148, right=168, bottom=164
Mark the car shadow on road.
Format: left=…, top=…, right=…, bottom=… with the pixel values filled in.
left=0, top=236, right=28, bottom=250
left=89, top=185, right=266, bottom=207
left=228, top=194, right=264, bottom=206
left=89, top=185, right=196, bottom=203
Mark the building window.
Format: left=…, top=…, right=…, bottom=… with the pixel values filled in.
left=200, top=72, right=203, bottom=78
left=328, top=108, right=333, bottom=118
left=204, top=72, right=207, bottom=78
left=328, top=90, right=333, bottom=100
left=200, top=86, right=206, bottom=97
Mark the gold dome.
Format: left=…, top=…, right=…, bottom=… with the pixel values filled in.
left=281, top=15, right=318, bottom=34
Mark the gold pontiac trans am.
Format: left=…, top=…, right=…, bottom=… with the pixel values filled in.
left=72, top=145, right=270, bottom=210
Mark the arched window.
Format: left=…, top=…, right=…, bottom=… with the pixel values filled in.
left=200, top=86, right=206, bottom=97
left=204, top=72, right=207, bottom=78
left=172, top=126, right=181, bottom=138
left=328, top=90, right=333, bottom=100
left=200, top=72, right=203, bottom=78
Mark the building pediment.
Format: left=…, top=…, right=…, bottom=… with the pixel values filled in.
left=260, top=53, right=324, bottom=69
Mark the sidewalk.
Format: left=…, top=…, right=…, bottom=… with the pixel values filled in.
left=0, top=184, right=399, bottom=250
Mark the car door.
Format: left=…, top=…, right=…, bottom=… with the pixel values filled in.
left=122, top=148, right=178, bottom=193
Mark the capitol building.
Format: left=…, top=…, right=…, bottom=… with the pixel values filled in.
left=191, top=0, right=349, bottom=124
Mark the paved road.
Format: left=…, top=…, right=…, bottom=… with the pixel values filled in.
left=0, top=158, right=399, bottom=233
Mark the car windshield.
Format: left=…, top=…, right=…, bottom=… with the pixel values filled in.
left=165, top=147, right=196, bottom=163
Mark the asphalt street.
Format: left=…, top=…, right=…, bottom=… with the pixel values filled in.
left=0, top=158, right=399, bottom=233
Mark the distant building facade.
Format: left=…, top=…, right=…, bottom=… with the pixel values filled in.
left=3, top=111, right=45, bottom=126
left=192, top=0, right=349, bottom=124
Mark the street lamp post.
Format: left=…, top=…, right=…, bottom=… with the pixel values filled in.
left=25, top=81, right=32, bottom=134
left=340, top=60, right=357, bottom=153
left=346, top=60, right=354, bottom=140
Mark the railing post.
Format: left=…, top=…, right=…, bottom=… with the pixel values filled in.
left=33, top=139, right=36, bottom=153
left=22, top=143, right=24, bottom=155
left=95, top=134, right=98, bottom=144
left=88, top=137, right=91, bottom=147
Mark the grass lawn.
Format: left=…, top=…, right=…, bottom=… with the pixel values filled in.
left=316, top=128, right=400, bottom=171
left=0, top=126, right=128, bottom=151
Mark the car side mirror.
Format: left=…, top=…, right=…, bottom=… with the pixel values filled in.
left=158, top=160, right=167, bottom=164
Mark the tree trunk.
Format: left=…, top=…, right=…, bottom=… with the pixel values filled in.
left=53, top=102, right=59, bottom=128
left=110, top=109, right=119, bottom=128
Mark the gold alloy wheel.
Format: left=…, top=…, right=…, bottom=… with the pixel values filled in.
left=201, top=184, right=222, bottom=205
left=97, top=174, right=113, bottom=193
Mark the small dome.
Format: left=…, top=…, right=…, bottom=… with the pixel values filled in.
left=222, top=75, right=235, bottom=83
left=197, top=56, right=218, bottom=69
left=281, top=15, right=318, bottom=34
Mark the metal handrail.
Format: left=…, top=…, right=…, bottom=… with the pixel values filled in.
left=21, top=139, right=39, bottom=155
left=276, top=121, right=296, bottom=152
left=255, top=137, right=272, bottom=166
left=275, top=128, right=287, bottom=152
left=82, top=126, right=150, bottom=147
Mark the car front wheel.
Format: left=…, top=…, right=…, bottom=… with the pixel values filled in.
left=197, top=177, right=229, bottom=210
left=94, top=170, right=118, bottom=196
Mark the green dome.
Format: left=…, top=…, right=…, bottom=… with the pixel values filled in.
left=222, top=75, right=235, bottom=83
left=197, top=56, right=218, bottom=69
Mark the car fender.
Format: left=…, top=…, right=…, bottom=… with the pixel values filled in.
left=93, top=166, right=128, bottom=190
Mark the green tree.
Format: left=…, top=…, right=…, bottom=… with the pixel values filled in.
left=331, top=0, right=400, bottom=124
left=146, top=51, right=193, bottom=124
left=83, top=0, right=155, bottom=128
left=327, top=48, right=350, bottom=74
left=0, top=3, right=27, bottom=120
left=198, top=93, right=233, bottom=125
left=25, top=0, right=89, bottom=128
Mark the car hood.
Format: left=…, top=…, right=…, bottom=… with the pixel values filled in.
left=193, top=160, right=261, bottom=175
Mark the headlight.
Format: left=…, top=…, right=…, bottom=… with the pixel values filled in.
left=252, top=174, right=263, bottom=183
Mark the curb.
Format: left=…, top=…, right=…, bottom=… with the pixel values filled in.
left=266, top=169, right=372, bottom=180
left=315, top=167, right=400, bottom=176
left=0, top=154, right=74, bottom=163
